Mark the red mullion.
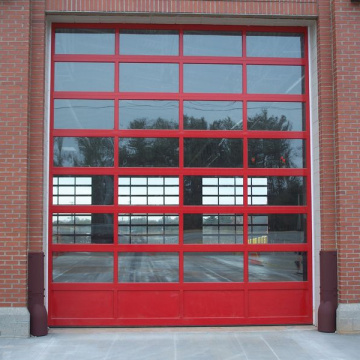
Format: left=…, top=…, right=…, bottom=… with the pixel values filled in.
left=245, top=206, right=308, bottom=214
left=54, top=54, right=116, bottom=63
left=117, top=245, right=180, bottom=252
left=182, top=131, right=244, bottom=139
left=118, top=55, right=180, bottom=64
left=246, top=131, right=307, bottom=139
left=117, top=93, right=179, bottom=100
left=52, top=167, right=115, bottom=176
left=115, top=206, right=180, bottom=214
left=52, top=244, right=118, bottom=252
left=182, top=168, right=246, bottom=177
left=53, top=130, right=115, bottom=137
left=183, top=206, right=246, bottom=215
left=54, top=92, right=116, bottom=100
left=182, top=57, right=245, bottom=65
left=118, top=130, right=180, bottom=138
left=246, top=168, right=307, bottom=177
left=244, top=94, right=305, bottom=102
left=182, top=245, right=245, bottom=252
left=246, top=244, right=309, bottom=252
left=245, top=57, right=306, bottom=66
left=115, top=168, right=181, bottom=176
left=50, top=206, right=116, bottom=213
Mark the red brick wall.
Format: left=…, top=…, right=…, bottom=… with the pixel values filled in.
left=332, top=0, right=360, bottom=303
left=0, top=1, right=31, bottom=307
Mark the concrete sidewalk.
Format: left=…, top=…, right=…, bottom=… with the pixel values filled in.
left=1, top=326, right=359, bottom=360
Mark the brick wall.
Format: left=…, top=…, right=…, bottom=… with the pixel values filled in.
left=0, top=1, right=31, bottom=307
left=332, top=0, right=360, bottom=303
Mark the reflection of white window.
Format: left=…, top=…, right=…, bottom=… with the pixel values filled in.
left=202, top=177, right=243, bottom=205
left=118, top=177, right=179, bottom=205
left=53, top=177, right=92, bottom=205
left=248, top=177, right=268, bottom=205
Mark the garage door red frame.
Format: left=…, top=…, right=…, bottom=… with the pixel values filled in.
left=48, top=23, right=312, bottom=326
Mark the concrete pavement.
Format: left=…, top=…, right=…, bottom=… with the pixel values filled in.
left=1, top=325, right=359, bottom=360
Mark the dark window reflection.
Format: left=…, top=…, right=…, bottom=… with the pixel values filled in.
left=184, top=214, right=243, bottom=244
left=248, top=139, right=305, bottom=168
left=53, top=252, right=114, bottom=283
left=184, top=64, right=242, bottom=93
left=54, top=100, right=114, bottom=130
left=247, top=32, right=304, bottom=58
left=184, top=31, right=242, bottom=57
left=248, top=214, right=306, bottom=244
left=184, top=139, right=243, bottom=168
left=184, top=101, right=242, bottom=130
left=53, top=137, right=114, bottom=167
left=247, top=65, right=304, bottom=94
left=248, top=177, right=306, bottom=206
left=55, top=62, right=114, bottom=92
left=184, top=253, right=244, bottom=282
left=119, top=100, right=179, bottom=129
left=118, top=252, right=179, bottom=282
left=184, top=176, right=243, bottom=205
left=119, top=214, right=179, bottom=244
left=120, top=30, right=179, bottom=55
left=119, top=63, right=179, bottom=93
left=247, top=102, right=305, bottom=131
left=55, top=29, right=115, bottom=55
left=52, top=213, right=114, bottom=244
left=249, top=252, right=307, bottom=282
left=53, top=176, right=114, bottom=205
left=119, top=138, right=179, bottom=167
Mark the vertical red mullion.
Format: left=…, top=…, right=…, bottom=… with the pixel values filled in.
left=178, top=28, right=184, bottom=319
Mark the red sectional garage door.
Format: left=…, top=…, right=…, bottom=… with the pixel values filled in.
left=49, top=24, right=312, bottom=326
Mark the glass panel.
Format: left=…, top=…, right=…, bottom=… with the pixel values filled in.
left=184, top=139, right=243, bottom=168
left=248, top=177, right=306, bottom=206
left=118, top=176, right=179, bottom=205
left=118, top=253, right=179, bottom=282
left=247, top=32, right=304, bottom=58
left=248, top=214, right=306, bottom=244
left=53, top=252, right=113, bottom=283
left=54, top=100, right=114, bottom=130
left=249, top=252, right=307, bottom=282
left=55, top=29, right=115, bottom=55
left=184, top=101, right=243, bottom=130
left=184, top=176, right=243, bottom=205
left=184, top=253, right=243, bottom=282
left=184, top=214, right=243, bottom=244
left=184, top=64, right=242, bottom=93
left=247, top=102, right=305, bottom=131
left=55, top=63, right=114, bottom=92
left=119, top=100, right=178, bottom=129
left=119, top=138, right=179, bottom=167
left=119, top=63, right=179, bottom=92
left=53, top=176, right=114, bottom=205
left=184, top=31, right=242, bottom=57
left=119, top=214, right=179, bottom=244
left=248, top=139, right=305, bottom=168
left=120, top=30, right=178, bottom=55
left=52, top=213, right=114, bottom=244
left=53, top=137, right=114, bottom=167
left=247, top=65, right=304, bottom=95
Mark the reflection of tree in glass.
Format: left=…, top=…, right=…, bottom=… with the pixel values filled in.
left=75, top=138, right=114, bottom=167
left=128, top=117, right=178, bottom=129
left=184, top=114, right=241, bottom=130
left=248, top=110, right=300, bottom=168
left=267, top=176, right=305, bottom=206
left=119, top=137, right=179, bottom=167
left=54, top=137, right=64, bottom=166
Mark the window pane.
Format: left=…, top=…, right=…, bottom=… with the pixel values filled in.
left=118, top=176, right=179, bottom=205
left=118, top=253, right=179, bottom=282
left=247, top=102, right=305, bottom=131
left=119, top=138, right=179, bottom=167
left=184, top=176, right=243, bottom=205
left=184, top=214, right=243, bottom=244
left=184, top=139, right=243, bottom=168
left=184, top=101, right=242, bottom=130
left=247, top=33, right=304, bottom=58
left=119, top=100, right=178, bottom=129
left=54, top=137, right=114, bottom=167
left=184, top=64, right=242, bottom=93
left=55, top=63, right=114, bottom=92
left=53, top=213, right=114, bottom=244
left=119, top=214, right=179, bottom=244
left=53, top=176, right=114, bottom=205
left=249, top=252, right=307, bottom=282
left=119, top=63, right=179, bottom=92
left=184, top=31, right=242, bottom=57
left=120, top=30, right=178, bottom=55
left=247, top=65, right=304, bottom=94
left=55, top=29, right=115, bottom=55
left=248, top=177, right=306, bottom=206
left=248, top=139, right=305, bottom=168
left=184, top=253, right=243, bottom=282
left=248, top=214, right=306, bottom=244
left=53, top=252, right=114, bottom=283
left=54, top=100, right=114, bottom=130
